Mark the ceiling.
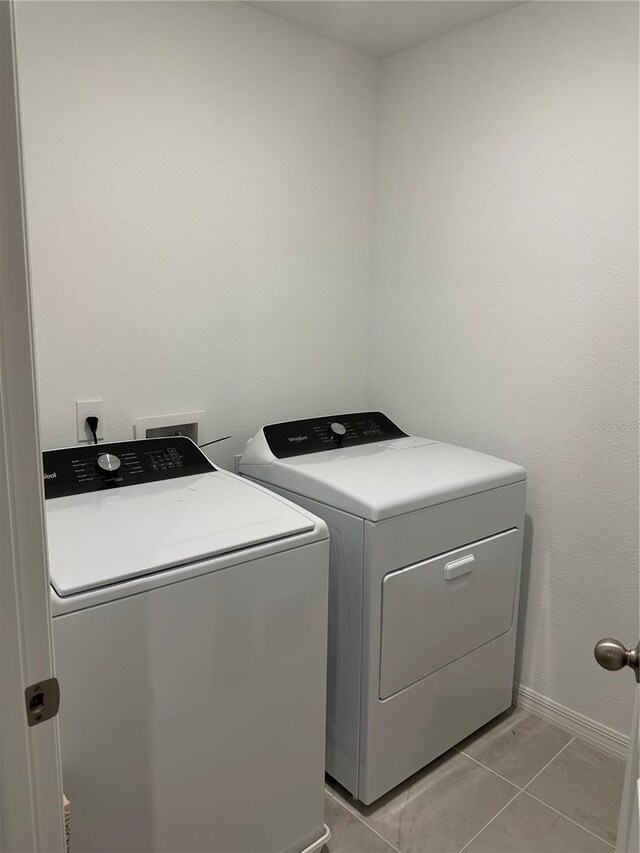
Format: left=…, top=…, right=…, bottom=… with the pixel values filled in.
left=246, top=1, right=525, bottom=59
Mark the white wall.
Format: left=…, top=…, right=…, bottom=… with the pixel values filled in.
left=16, top=0, right=638, bottom=738
left=370, top=1, right=639, bottom=735
left=15, top=1, right=377, bottom=467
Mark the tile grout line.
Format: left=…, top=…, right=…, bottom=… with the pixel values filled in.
left=325, top=789, right=402, bottom=853
left=456, top=737, right=578, bottom=853
left=524, top=792, right=615, bottom=849
left=456, top=789, right=523, bottom=853
left=459, top=751, right=527, bottom=790
left=462, top=736, right=615, bottom=849
left=324, top=787, right=402, bottom=853
left=456, top=723, right=576, bottom=789
left=330, top=731, right=614, bottom=853
left=324, top=786, right=369, bottom=824
left=516, top=732, right=619, bottom=845
left=459, top=732, right=576, bottom=795
left=521, top=736, right=575, bottom=793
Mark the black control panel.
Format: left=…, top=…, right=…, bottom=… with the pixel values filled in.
left=263, top=412, right=407, bottom=459
left=43, top=437, right=215, bottom=499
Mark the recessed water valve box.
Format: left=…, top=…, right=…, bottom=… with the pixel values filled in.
left=134, top=411, right=205, bottom=443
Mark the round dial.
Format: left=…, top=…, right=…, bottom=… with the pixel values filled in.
left=329, top=422, right=347, bottom=439
left=97, top=453, right=121, bottom=474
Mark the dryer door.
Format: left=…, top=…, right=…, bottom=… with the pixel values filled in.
left=379, top=529, right=519, bottom=699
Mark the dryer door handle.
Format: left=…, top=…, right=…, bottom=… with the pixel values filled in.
left=444, top=554, right=475, bottom=581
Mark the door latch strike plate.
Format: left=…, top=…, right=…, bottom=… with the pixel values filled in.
left=25, top=677, right=60, bottom=726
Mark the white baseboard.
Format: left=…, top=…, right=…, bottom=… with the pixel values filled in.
left=514, top=683, right=629, bottom=761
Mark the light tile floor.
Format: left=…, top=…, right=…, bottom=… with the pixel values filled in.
left=323, top=708, right=626, bottom=853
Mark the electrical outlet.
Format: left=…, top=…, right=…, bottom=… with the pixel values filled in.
left=76, top=399, right=104, bottom=443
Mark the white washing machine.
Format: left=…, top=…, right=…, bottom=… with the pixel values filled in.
left=240, top=412, right=527, bottom=804
left=43, top=436, right=330, bottom=853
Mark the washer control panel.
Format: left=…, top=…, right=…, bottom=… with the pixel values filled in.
left=43, top=437, right=215, bottom=499
left=263, top=412, right=407, bottom=459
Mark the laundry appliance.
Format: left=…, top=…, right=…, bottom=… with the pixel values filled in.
left=240, top=412, right=527, bottom=804
left=44, top=436, right=330, bottom=853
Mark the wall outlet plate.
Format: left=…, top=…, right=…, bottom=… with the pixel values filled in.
left=134, top=411, right=205, bottom=444
left=76, top=399, right=104, bottom=443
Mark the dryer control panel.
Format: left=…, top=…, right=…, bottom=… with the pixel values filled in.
left=263, top=412, right=407, bottom=459
left=43, top=437, right=215, bottom=499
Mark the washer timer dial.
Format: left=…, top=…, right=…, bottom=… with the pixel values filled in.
left=97, top=453, right=121, bottom=474
left=329, top=422, right=347, bottom=441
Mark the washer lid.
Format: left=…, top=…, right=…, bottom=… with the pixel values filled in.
left=241, top=430, right=526, bottom=521
left=46, top=470, right=316, bottom=597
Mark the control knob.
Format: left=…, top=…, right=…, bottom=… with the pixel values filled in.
left=97, top=453, right=121, bottom=474
left=329, top=422, right=347, bottom=443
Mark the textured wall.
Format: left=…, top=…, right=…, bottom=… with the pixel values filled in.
left=16, top=0, right=638, bottom=737
left=15, top=1, right=377, bottom=467
left=370, top=1, right=639, bottom=735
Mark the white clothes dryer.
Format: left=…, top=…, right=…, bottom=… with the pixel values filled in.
left=240, top=412, right=527, bottom=804
left=44, top=436, right=330, bottom=853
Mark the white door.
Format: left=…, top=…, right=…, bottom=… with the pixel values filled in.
left=617, top=693, right=639, bottom=853
left=0, top=2, right=65, bottom=850
left=594, top=638, right=639, bottom=853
